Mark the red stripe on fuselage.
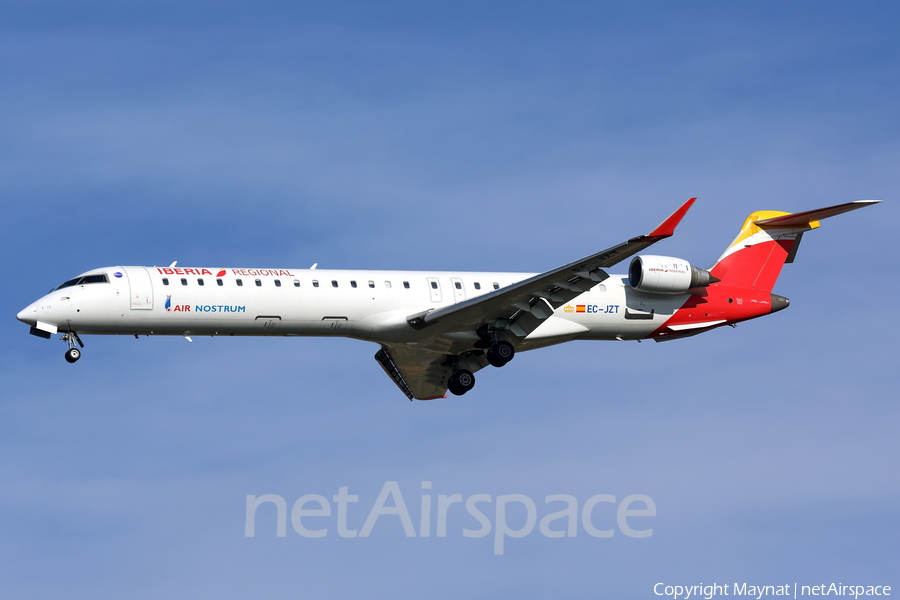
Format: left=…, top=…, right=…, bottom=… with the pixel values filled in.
left=649, top=284, right=774, bottom=339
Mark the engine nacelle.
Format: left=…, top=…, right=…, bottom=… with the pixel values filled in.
left=628, top=255, right=717, bottom=294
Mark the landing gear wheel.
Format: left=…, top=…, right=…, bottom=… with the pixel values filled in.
left=64, top=348, right=81, bottom=363
left=487, top=341, right=515, bottom=367
left=448, top=369, right=475, bottom=396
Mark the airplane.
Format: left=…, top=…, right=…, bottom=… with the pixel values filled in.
left=16, top=198, right=879, bottom=400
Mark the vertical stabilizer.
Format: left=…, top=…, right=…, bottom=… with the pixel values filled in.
left=709, top=211, right=803, bottom=292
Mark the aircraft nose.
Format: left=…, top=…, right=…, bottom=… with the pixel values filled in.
left=17, top=302, right=38, bottom=325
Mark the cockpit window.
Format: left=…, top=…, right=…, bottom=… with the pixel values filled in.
left=55, top=273, right=109, bottom=290
left=55, top=278, right=79, bottom=290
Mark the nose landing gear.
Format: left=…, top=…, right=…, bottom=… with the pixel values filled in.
left=61, top=332, right=84, bottom=363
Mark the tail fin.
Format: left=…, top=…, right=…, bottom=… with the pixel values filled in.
left=709, top=200, right=880, bottom=292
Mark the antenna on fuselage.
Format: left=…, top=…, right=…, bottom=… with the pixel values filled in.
left=169, top=261, right=178, bottom=268
left=310, top=263, right=317, bottom=269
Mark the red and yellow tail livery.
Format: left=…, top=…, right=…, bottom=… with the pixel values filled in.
left=651, top=200, right=879, bottom=341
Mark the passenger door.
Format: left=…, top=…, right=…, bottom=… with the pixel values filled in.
left=124, top=266, right=154, bottom=310
left=450, top=278, right=466, bottom=303
left=427, top=277, right=442, bottom=302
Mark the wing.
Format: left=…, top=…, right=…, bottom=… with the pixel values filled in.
left=375, top=198, right=696, bottom=400
left=406, top=198, right=696, bottom=343
left=375, top=344, right=453, bottom=400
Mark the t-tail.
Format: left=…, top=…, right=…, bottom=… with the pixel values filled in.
left=709, top=200, right=881, bottom=293
left=650, top=199, right=880, bottom=342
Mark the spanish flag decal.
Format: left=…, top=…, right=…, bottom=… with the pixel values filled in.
left=576, top=305, right=586, bottom=313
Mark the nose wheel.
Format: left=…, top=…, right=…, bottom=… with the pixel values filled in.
left=61, top=332, right=84, bottom=363
left=448, top=369, right=475, bottom=396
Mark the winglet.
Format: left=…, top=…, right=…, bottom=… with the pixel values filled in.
left=647, top=198, right=696, bottom=238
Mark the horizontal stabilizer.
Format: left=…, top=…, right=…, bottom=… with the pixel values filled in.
left=754, top=200, right=881, bottom=228
left=711, top=199, right=880, bottom=292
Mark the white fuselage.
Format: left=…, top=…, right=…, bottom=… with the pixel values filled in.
left=18, top=266, right=688, bottom=349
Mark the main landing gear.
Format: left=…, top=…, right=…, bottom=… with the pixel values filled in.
left=486, top=340, right=515, bottom=368
left=61, top=332, right=84, bottom=363
left=447, top=339, right=516, bottom=397
left=448, top=369, right=475, bottom=396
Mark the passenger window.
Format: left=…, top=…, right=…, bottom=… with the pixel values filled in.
left=351, top=281, right=357, bottom=288
left=430, top=281, right=438, bottom=289
left=493, top=282, right=500, bottom=290
left=181, top=278, right=188, bottom=286
left=403, top=281, right=410, bottom=289
left=198, top=278, right=204, bottom=286
left=216, top=279, right=223, bottom=286
left=384, top=281, right=392, bottom=289
left=162, top=278, right=169, bottom=286
left=454, top=281, right=461, bottom=289
left=474, top=282, right=481, bottom=290
left=332, top=280, right=338, bottom=288
left=275, top=280, right=281, bottom=287
left=313, top=280, right=319, bottom=287
left=368, top=281, right=375, bottom=288
left=236, top=279, right=243, bottom=287
left=255, top=279, right=262, bottom=287
left=293, top=279, right=300, bottom=287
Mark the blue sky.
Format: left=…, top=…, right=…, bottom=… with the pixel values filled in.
left=1, top=2, right=898, bottom=598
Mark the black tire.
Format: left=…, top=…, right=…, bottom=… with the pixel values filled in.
left=456, top=369, right=475, bottom=390
left=487, top=341, right=515, bottom=367
left=448, top=369, right=475, bottom=395
left=65, top=348, right=81, bottom=363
